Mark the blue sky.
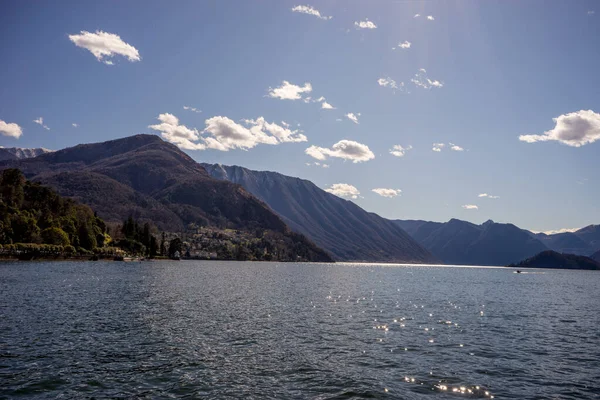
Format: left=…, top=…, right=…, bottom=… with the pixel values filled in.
left=1, top=0, right=599, bottom=233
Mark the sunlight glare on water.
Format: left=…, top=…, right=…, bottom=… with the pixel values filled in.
left=1, top=260, right=599, bottom=399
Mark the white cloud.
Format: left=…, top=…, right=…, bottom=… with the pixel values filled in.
left=389, top=145, right=412, bottom=157
left=72, top=123, right=78, bottom=128
left=33, top=117, right=50, bottom=130
left=432, top=142, right=445, bottom=152
left=427, top=15, right=435, bottom=21
left=398, top=41, right=411, bottom=49
left=411, top=68, right=444, bottom=89
left=346, top=112, right=360, bottom=124
left=462, top=204, right=478, bottom=210
left=372, top=188, right=401, bottom=198
left=325, top=183, right=360, bottom=199
left=149, top=113, right=204, bottom=150
left=449, top=143, right=464, bottom=151
left=305, top=139, right=375, bottom=163
left=478, top=193, right=500, bottom=199
left=377, top=77, right=400, bottom=90
left=588, top=11, right=595, bottom=15
left=68, top=30, right=140, bottom=63
left=183, top=106, right=201, bottom=113
left=149, top=113, right=307, bottom=151
left=267, top=81, right=312, bottom=100
left=306, top=161, right=330, bottom=168
left=0, top=119, right=23, bottom=138
left=354, top=20, right=377, bottom=29
left=518, top=110, right=600, bottom=147
left=414, top=14, right=421, bottom=18
left=321, top=101, right=335, bottom=110
left=291, top=5, right=332, bottom=20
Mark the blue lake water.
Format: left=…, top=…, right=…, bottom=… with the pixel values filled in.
left=1, top=261, right=599, bottom=399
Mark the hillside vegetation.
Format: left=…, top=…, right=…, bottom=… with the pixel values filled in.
left=0, top=168, right=108, bottom=252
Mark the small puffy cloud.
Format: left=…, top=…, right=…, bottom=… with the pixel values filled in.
left=478, top=193, right=499, bottom=199
left=291, top=5, right=332, bottom=20
left=313, top=96, right=335, bottom=109
left=518, top=110, right=600, bottom=147
left=68, top=30, right=140, bottom=64
left=306, top=162, right=330, bottom=168
left=588, top=11, right=595, bottom=15
left=354, top=20, right=377, bottom=29
left=432, top=143, right=445, bottom=152
left=0, top=119, right=23, bottom=138
left=427, top=16, right=435, bottom=21
left=414, top=14, right=421, bottom=18
left=389, top=144, right=412, bottom=157
left=33, top=117, right=50, bottom=130
left=267, top=80, right=312, bottom=100
left=183, top=106, right=201, bottom=113
left=462, top=204, right=478, bottom=210
left=305, top=139, right=375, bottom=163
left=412, top=68, right=444, bottom=89
left=149, top=113, right=204, bottom=150
left=150, top=113, right=307, bottom=151
left=72, top=123, right=78, bottom=128
left=346, top=112, right=360, bottom=124
left=449, top=143, right=464, bottom=151
left=378, top=77, right=398, bottom=89
left=372, top=188, right=401, bottom=198
left=398, top=41, right=411, bottom=49
left=325, top=183, right=360, bottom=199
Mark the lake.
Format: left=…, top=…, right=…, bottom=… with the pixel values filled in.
left=1, top=261, right=599, bottom=399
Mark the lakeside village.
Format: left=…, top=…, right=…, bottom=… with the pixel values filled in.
left=1, top=220, right=281, bottom=262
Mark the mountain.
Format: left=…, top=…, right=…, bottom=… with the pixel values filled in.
left=508, top=250, right=600, bottom=270
left=201, top=163, right=437, bottom=263
left=0, top=147, right=53, bottom=161
left=532, top=225, right=600, bottom=256
left=394, top=218, right=548, bottom=266
left=0, top=134, right=332, bottom=262
left=592, top=250, right=600, bottom=263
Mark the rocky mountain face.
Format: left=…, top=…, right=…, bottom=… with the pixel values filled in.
left=202, top=163, right=437, bottom=263
left=0, top=134, right=332, bottom=262
left=394, top=219, right=548, bottom=266
left=0, top=147, right=53, bottom=161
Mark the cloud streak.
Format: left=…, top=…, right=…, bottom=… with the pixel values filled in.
left=462, top=204, right=478, bottom=210
left=68, top=30, right=140, bottom=64
left=291, top=5, right=332, bottom=20
left=33, top=117, right=50, bottom=130
left=372, top=188, right=401, bottom=198
left=305, top=140, right=374, bottom=163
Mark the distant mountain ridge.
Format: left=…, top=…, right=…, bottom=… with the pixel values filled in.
left=0, top=134, right=332, bottom=262
left=532, top=225, right=600, bottom=256
left=202, top=163, right=437, bottom=263
left=0, top=147, right=53, bottom=161
left=394, top=218, right=548, bottom=266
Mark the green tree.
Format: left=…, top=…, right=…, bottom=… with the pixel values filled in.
left=41, top=227, right=70, bottom=246
left=168, top=237, right=183, bottom=258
